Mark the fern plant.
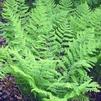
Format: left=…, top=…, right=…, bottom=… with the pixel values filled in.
left=0, top=0, right=101, bottom=101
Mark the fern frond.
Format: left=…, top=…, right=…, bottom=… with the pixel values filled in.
left=0, top=0, right=101, bottom=101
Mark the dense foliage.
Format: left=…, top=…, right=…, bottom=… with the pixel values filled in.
left=0, top=74, right=23, bottom=101
left=0, top=0, right=101, bottom=101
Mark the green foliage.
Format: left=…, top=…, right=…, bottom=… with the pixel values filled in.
left=0, top=0, right=101, bottom=101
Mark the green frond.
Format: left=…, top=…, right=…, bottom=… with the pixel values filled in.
left=0, top=0, right=101, bottom=101
left=64, top=30, right=100, bottom=68
left=59, top=0, right=73, bottom=11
